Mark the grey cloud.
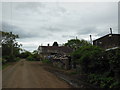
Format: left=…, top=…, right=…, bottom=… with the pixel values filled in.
left=1, top=22, right=54, bottom=39
left=2, top=2, right=118, bottom=51
left=1, top=22, right=39, bottom=38
left=41, top=26, right=62, bottom=32
left=76, top=26, right=98, bottom=35
left=15, top=2, right=44, bottom=11
left=14, top=2, right=67, bottom=17
left=62, top=35, right=75, bottom=38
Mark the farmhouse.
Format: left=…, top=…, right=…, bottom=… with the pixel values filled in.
left=38, top=43, right=73, bottom=69
left=38, top=45, right=73, bottom=59
left=93, top=34, right=120, bottom=50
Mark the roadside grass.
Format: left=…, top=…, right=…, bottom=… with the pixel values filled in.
left=2, top=63, right=12, bottom=69
left=42, top=59, right=52, bottom=64
left=2, top=57, right=21, bottom=70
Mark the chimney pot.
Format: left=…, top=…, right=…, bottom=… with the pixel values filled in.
left=110, top=28, right=112, bottom=34
left=48, top=44, right=50, bottom=46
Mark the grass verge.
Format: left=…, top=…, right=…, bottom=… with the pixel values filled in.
left=2, top=63, right=12, bottom=69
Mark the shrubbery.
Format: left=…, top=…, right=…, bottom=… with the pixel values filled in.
left=106, top=48, right=120, bottom=69
left=71, top=45, right=120, bottom=88
left=27, top=55, right=34, bottom=61
left=42, top=59, right=52, bottom=64
left=19, top=51, right=32, bottom=59
left=20, top=50, right=40, bottom=61
left=72, top=45, right=109, bottom=73
left=88, top=74, right=114, bottom=88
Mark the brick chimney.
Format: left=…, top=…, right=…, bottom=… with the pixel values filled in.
left=110, top=28, right=112, bottom=34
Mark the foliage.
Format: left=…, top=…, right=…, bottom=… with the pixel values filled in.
left=71, top=46, right=120, bottom=88
left=88, top=73, right=120, bottom=88
left=61, top=36, right=120, bottom=88
left=110, top=81, right=120, bottom=88
left=69, top=71, right=78, bottom=75
left=71, top=45, right=107, bottom=73
left=1, top=31, right=19, bottom=44
left=106, top=48, right=120, bottom=69
left=20, top=50, right=40, bottom=61
left=42, top=59, right=52, bottom=64
left=65, top=39, right=91, bottom=50
left=1, top=58, right=7, bottom=64
left=15, top=57, right=20, bottom=62
left=2, top=62, right=11, bottom=69
left=27, top=55, right=34, bottom=61
left=32, top=50, right=40, bottom=61
left=88, top=74, right=114, bottom=88
left=1, top=31, right=22, bottom=62
left=19, top=51, right=32, bottom=58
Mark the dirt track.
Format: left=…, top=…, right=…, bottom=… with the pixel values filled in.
left=2, top=59, right=71, bottom=88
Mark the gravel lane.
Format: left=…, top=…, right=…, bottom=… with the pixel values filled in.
left=2, top=59, right=71, bottom=88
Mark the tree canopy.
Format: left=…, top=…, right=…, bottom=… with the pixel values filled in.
left=71, top=45, right=106, bottom=73
left=64, top=39, right=91, bottom=50
left=1, top=31, right=22, bottom=62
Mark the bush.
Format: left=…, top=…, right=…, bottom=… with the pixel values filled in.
left=19, top=51, right=32, bottom=58
left=2, top=58, right=7, bottom=64
left=27, top=55, right=34, bottom=61
left=106, top=48, right=120, bottom=69
left=14, top=57, right=20, bottom=62
left=3, top=55, right=16, bottom=62
left=42, top=59, right=52, bottom=64
left=72, top=45, right=107, bottom=73
left=110, top=81, right=120, bottom=88
left=88, top=74, right=114, bottom=88
left=71, top=46, right=120, bottom=88
left=88, top=73, right=120, bottom=88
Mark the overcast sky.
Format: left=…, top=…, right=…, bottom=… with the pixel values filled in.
left=1, top=2, right=118, bottom=52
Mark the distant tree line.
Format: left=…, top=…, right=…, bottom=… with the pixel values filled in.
left=1, top=31, right=40, bottom=64
left=20, top=50, right=40, bottom=61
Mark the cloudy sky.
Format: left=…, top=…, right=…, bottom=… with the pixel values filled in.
left=1, top=2, right=118, bottom=51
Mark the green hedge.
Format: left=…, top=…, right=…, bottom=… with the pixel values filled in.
left=42, top=59, right=52, bottom=64
left=72, top=45, right=108, bottom=73
left=71, top=46, right=120, bottom=88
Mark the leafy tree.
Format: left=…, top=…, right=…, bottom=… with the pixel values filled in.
left=65, top=39, right=91, bottom=50
left=19, top=51, right=32, bottom=58
left=20, top=50, right=40, bottom=61
left=1, top=31, right=21, bottom=62
left=32, top=50, right=39, bottom=61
